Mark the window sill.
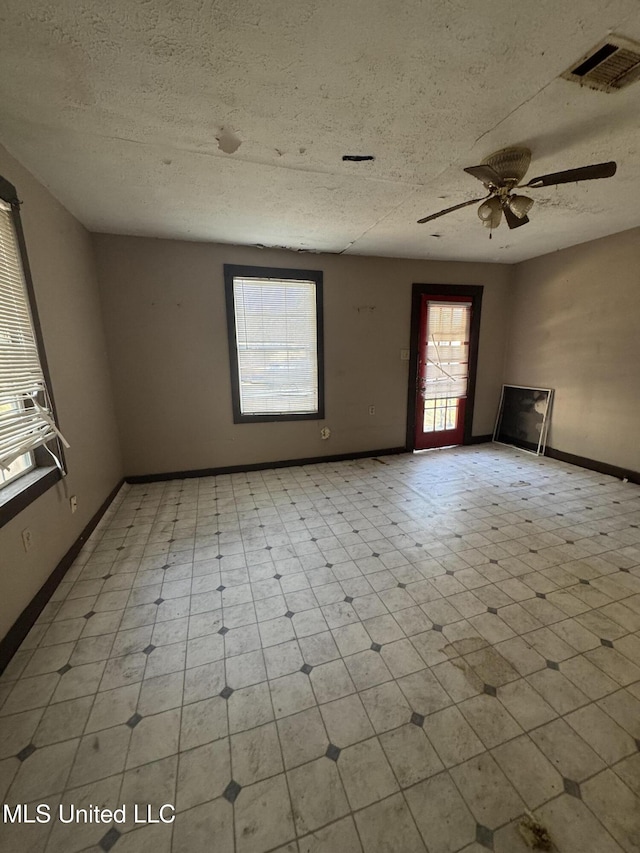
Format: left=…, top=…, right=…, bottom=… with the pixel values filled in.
left=0, top=466, right=62, bottom=528
left=233, top=411, right=324, bottom=424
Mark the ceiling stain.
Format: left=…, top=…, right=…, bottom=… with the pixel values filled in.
left=216, top=126, right=242, bottom=155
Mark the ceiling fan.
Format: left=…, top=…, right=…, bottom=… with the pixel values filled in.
left=417, top=147, right=617, bottom=232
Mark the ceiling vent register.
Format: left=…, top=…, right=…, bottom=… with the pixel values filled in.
left=562, top=35, right=640, bottom=91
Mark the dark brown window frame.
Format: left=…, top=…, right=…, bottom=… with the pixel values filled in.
left=0, top=174, right=64, bottom=528
left=406, top=283, right=483, bottom=450
left=224, top=264, right=325, bottom=424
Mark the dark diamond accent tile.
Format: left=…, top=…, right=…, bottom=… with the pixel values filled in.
left=325, top=743, right=341, bottom=761
left=487, top=607, right=498, bottom=615
left=620, top=567, right=630, bottom=573
left=325, top=563, right=333, bottom=569
left=216, top=585, right=226, bottom=592
left=215, top=554, right=223, bottom=560
left=265, top=546, right=273, bottom=551
left=102, top=573, right=113, bottom=580
left=370, top=642, right=382, bottom=653
left=563, top=778, right=581, bottom=799
left=84, top=611, right=96, bottom=620
left=600, top=638, right=614, bottom=648
left=344, top=596, right=354, bottom=604
left=274, top=573, right=282, bottom=580
left=489, top=559, right=498, bottom=565
left=371, top=552, right=380, bottom=558
left=476, top=824, right=494, bottom=849
left=397, top=582, right=407, bottom=589
left=529, top=549, right=538, bottom=554
left=546, top=660, right=560, bottom=671
left=432, top=624, right=443, bottom=633
left=414, top=542, right=423, bottom=548
left=100, top=828, right=121, bottom=852
left=285, top=611, right=295, bottom=619
left=352, top=529, right=359, bottom=534
left=300, top=663, right=313, bottom=675
left=222, top=780, right=242, bottom=803
left=579, top=579, right=590, bottom=585
left=218, top=626, right=230, bottom=636
left=445, top=570, right=455, bottom=576
left=483, top=684, right=497, bottom=697
left=220, top=686, right=234, bottom=700
left=16, top=743, right=36, bottom=762
left=126, top=713, right=143, bottom=729
left=455, top=534, right=463, bottom=539
left=161, top=563, right=171, bottom=570
left=491, top=527, right=499, bottom=531
left=142, top=644, right=156, bottom=655
left=310, top=537, right=317, bottom=543
left=410, top=712, right=425, bottom=728
left=565, top=539, right=574, bottom=544
left=154, top=598, right=164, bottom=605
left=535, top=592, right=546, bottom=599
left=57, top=664, right=72, bottom=676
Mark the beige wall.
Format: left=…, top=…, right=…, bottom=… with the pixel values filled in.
left=0, top=146, right=123, bottom=640
left=506, top=227, right=640, bottom=474
left=93, top=235, right=513, bottom=477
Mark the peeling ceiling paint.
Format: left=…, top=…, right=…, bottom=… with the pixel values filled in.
left=0, top=0, right=639, bottom=262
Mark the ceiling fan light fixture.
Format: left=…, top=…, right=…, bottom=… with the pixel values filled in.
left=508, top=195, right=534, bottom=219
left=478, top=197, right=502, bottom=228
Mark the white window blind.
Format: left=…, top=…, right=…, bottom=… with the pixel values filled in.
left=0, top=200, right=68, bottom=471
left=233, top=277, right=319, bottom=415
left=423, top=301, right=471, bottom=400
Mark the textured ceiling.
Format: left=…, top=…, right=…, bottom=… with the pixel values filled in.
left=1, top=0, right=639, bottom=262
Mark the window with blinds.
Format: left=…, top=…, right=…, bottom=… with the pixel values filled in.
left=423, top=301, right=471, bottom=400
left=225, top=266, right=324, bottom=422
left=0, top=193, right=68, bottom=490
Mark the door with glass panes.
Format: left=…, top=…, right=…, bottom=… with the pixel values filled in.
left=414, top=295, right=472, bottom=449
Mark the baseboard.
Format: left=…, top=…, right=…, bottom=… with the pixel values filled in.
left=126, top=447, right=409, bottom=484
left=467, top=434, right=493, bottom=445
left=0, top=478, right=125, bottom=675
left=545, top=446, right=640, bottom=485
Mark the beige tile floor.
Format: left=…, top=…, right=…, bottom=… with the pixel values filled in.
left=1, top=444, right=640, bottom=853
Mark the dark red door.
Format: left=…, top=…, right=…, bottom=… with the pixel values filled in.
left=414, top=295, right=472, bottom=450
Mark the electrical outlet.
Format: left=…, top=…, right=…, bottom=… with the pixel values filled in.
left=70, top=495, right=78, bottom=514
left=320, top=427, right=331, bottom=440
left=368, top=405, right=376, bottom=415
left=22, top=528, right=33, bottom=552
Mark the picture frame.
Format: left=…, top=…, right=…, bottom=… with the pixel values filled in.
left=493, top=385, right=554, bottom=456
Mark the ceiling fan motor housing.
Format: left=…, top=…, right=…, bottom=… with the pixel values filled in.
left=481, top=146, right=532, bottom=186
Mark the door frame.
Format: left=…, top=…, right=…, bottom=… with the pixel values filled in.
left=406, top=283, right=483, bottom=451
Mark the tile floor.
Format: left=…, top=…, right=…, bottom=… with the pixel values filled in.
left=1, top=445, right=640, bottom=853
